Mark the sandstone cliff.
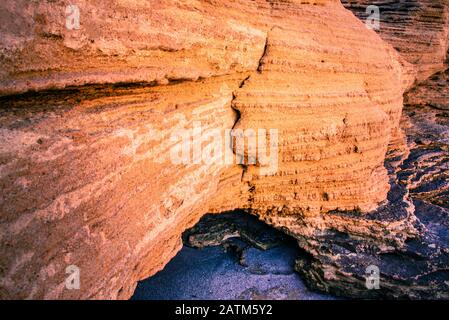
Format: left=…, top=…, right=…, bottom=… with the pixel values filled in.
left=0, top=0, right=447, bottom=299
left=296, top=69, right=449, bottom=299
left=342, top=0, right=449, bottom=83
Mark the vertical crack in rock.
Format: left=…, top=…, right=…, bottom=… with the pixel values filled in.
left=257, top=31, right=272, bottom=73
left=229, top=30, right=271, bottom=184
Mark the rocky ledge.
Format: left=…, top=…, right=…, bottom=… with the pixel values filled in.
left=0, top=0, right=448, bottom=299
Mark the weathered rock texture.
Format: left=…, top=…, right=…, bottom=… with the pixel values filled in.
left=295, top=69, right=449, bottom=299
left=402, top=69, right=449, bottom=210
left=0, top=77, right=244, bottom=299
left=405, top=68, right=449, bottom=111
left=0, top=0, right=271, bottom=96
left=0, top=0, right=447, bottom=299
left=342, top=0, right=449, bottom=83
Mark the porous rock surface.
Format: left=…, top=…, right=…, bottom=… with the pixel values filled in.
left=0, top=0, right=447, bottom=299
left=342, top=0, right=449, bottom=83
left=295, top=70, right=449, bottom=299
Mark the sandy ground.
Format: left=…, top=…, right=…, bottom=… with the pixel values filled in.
left=131, top=237, right=335, bottom=300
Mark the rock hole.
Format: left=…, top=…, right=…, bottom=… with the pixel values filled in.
left=131, top=210, right=335, bottom=300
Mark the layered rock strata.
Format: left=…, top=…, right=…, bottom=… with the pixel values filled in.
left=405, top=68, right=449, bottom=111
left=342, top=0, right=449, bottom=83
left=0, top=0, right=445, bottom=300
left=295, top=70, right=449, bottom=299
left=0, top=76, right=246, bottom=299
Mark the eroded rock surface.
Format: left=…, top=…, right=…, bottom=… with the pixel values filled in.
left=0, top=77, right=245, bottom=299
left=184, top=211, right=287, bottom=251
left=0, top=0, right=447, bottom=300
left=405, top=68, right=449, bottom=112
left=342, top=0, right=449, bottom=83
left=294, top=69, right=449, bottom=299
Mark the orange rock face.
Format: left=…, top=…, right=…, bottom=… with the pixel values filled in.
left=342, top=0, right=449, bottom=83
left=0, top=0, right=419, bottom=299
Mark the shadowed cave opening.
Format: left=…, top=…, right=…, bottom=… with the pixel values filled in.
left=131, top=211, right=336, bottom=300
